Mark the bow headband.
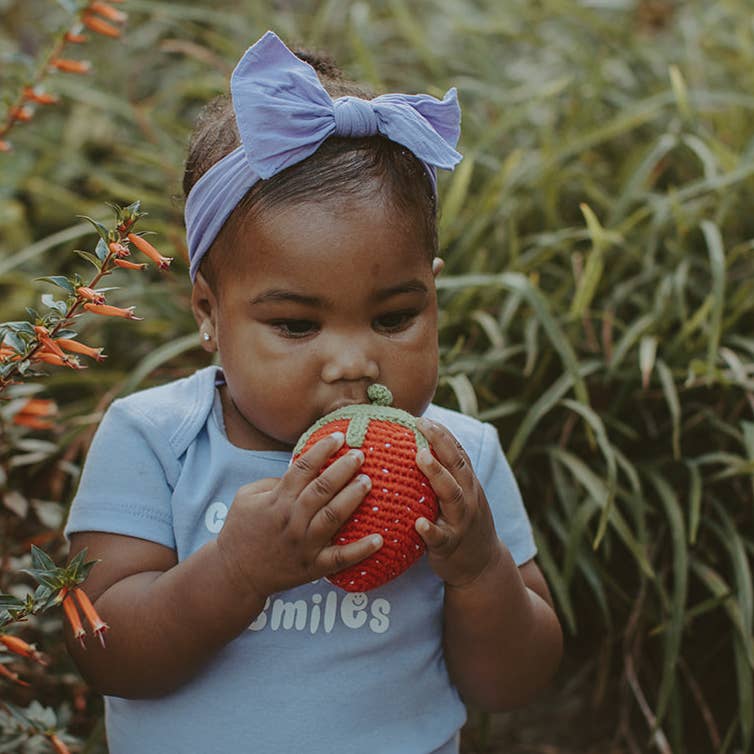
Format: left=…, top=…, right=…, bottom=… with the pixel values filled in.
left=184, top=30, right=463, bottom=281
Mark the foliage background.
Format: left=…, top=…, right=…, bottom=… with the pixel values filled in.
left=1, top=0, right=753, bottom=752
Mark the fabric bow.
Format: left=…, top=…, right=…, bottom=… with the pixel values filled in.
left=233, top=31, right=462, bottom=179
left=185, top=30, right=462, bottom=280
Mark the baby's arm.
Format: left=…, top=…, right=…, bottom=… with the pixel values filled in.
left=414, top=417, right=563, bottom=711
left=65, top=432, right=379, bottom=698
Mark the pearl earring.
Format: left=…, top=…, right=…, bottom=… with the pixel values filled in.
left=202, top=332, right=211, bottom=342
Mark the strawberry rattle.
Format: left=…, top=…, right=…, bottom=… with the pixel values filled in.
left=292, top=384, right=438, bottom=592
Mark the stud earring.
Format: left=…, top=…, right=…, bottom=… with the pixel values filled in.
left=202, top=332, right=211, bottom=342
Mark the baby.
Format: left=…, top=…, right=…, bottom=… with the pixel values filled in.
left=64, top=31, right=562, bottom=754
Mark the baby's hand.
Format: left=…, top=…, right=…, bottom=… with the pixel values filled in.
left=216, top=432, right=381, bottom=600
left=414, top=418, right=503, bottom=588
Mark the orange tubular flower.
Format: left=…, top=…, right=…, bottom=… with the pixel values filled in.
left=0, top=634, right=48, bottom=665
left=0, top=140, right=12, bottom=152
left=83, top=302, right=143, bottom=320
left=33, top=326, right=71, bottom=362
left=61, top=591, right=86, bottom=649
left=0, top=345, right=20, bottom=361
left=9, top=106, right=33, bottom=122
left=73, top=588, right=109, bottom=647
left=87, top=1, right=128, bottom=22
left=64, top=31, right=88, bottom=43
left=114, top=258, right=147, bottom=270
left=127, top=233, right=173, bottom=270
left=48, top=733, right=72, bottom=754
left=23, top=87, right=59, bottom=105
left=82, top=13, right=121, bottom=38
left=0, top=663, right=30, bottom=686
left=108, top=241, right=129, bottom=257
left=76, top=285, right=106, bottom=304
left=56, top=338, right=106, bottom=362
left=51, top=58, right=92, bottom=74
left=12, top=398, right=58, bottom=430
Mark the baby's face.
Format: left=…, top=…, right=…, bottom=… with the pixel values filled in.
left=196, top=193, right=440, bottom=451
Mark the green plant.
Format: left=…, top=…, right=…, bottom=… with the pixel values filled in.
left=2, top=1, right=752, bottom=752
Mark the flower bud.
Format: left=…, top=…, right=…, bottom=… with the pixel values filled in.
left=51, top=58, right=92, bottom=74
left=83, top=302, right=143, bottom=320
left=87, top=1, right=127, bottom=22
left=76, top=285, right=106, bottom=304
left=23, top=87, right=60, bottom=105
left=82, top=14, right=122, bottom=38
left=127, top=232, right=173, bottom=270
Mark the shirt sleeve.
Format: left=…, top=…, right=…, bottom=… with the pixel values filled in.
left=64, top=399, right=178, bottom=549
left=474, top=421, right=537, bottom=566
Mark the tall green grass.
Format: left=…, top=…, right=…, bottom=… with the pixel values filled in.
left=1, top=1, right=753, bottom=751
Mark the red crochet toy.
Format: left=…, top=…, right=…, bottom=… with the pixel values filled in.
left=292, top=384, right=438, bottom=592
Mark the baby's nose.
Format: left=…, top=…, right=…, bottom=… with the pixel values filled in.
left=320, top=336, right=379, bottom=383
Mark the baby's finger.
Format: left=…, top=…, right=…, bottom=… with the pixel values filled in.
left=415, top=417, right=473, bottom=486
left=295, top=448, right=366, bottom=522
left=315, top=534, right=384, bottom=577
left=308, top=472, right=372, bottom=542
left=281, top=431, right=346, bottom=497
left=415, top=516, right=454, bottom=554
left=415, top=445, right=467, bottom=527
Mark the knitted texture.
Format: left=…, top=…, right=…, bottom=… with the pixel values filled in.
left=293, top=386, right=438, bottom=592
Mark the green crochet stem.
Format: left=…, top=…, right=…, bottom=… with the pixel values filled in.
left=292, top=384, right=429, bottom=454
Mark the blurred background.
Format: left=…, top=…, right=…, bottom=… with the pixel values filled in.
left=1, top=1, right=753, bottom=752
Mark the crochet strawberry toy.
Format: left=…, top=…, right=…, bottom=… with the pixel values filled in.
left=292, top=384, right=438, bottom=592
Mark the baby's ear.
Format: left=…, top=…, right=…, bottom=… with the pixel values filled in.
left=191, top=271, right=217, bottom=330
left=431, top=257, right=444, bottom=277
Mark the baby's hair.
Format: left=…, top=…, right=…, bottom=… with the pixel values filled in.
left=183, top=45, right=438, bottom=289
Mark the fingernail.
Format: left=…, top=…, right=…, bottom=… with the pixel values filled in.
left=330, top=431, right=345, bottom=446
left=357, top=473, right=371, bottom=489
left=417, top=448, right=433, bottom=465
left=416, top=417, right=432, bottom=430
left=348, top=449, right=364, bottom=463
left=416, top=517, right=430, bottom=533
left=371, top=535, right=383, bottom=547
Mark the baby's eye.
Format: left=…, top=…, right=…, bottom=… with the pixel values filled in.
left=270, top=319, right=319, bottom=338
left=374, top=310, right=417, bottom=333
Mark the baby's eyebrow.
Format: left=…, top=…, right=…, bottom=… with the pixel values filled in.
left=249, top=289, right=322, bottom=307
left=249, top=280, right=428, bottom=308
left=373, top=279, right=429, bottom=302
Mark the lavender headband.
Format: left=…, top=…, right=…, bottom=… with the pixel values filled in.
left=184, top=30, right=463, bottom=280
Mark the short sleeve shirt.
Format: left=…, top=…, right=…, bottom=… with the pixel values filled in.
left=65, top=367, right=536, bottom=754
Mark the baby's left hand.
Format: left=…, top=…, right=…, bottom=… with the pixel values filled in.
left=414, top=417, right=503, bottom=588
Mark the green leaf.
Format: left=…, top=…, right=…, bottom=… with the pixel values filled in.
left=73, top=249, right=103, bottom=270
left=686, top=461, right=702, bottom=545
left=657, top=359, right=681, bottom=460
left=559, top=399, right=618, bottom=548
left=532, top=524, right=576, bottom=634
left=95, top=237, right=110, bottom=261
left=742, top=422, right=754, bottom=501
left=35, top=275, right=75, bottom=294
left=40, top=294, right=68, bottom=314
left=647, top=471, right=688, bottom=726
left=441, top=373, right=479, bottom=417
left=549, top=448, right=653, bottom=578
left=700, top=220, right=726, bottom=376
left=0, top=594, right=25, bottom=610
left=29, top=544, right=56, bottom=572
left=639, top=335, right=657, bottom=389
left=77, top=215, right=110, bottom=244
left=508, top=361, right=601, bottom=464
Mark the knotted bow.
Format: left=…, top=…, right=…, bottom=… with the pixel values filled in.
left=185, top=30, right=462, bottom=280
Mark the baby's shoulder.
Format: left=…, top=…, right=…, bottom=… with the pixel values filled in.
left=107, top=366, right=217, bottom=456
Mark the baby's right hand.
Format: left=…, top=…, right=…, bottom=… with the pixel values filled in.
left=215, top=432, right=381, bottom=600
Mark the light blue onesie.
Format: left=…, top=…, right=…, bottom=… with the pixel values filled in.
left=65, top=366, right=536, bottom=754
